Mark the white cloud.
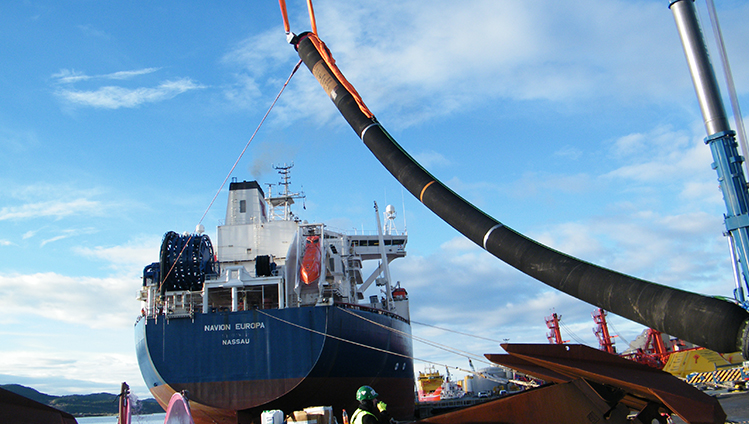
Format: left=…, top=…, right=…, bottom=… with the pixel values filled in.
left=40, top=234, right=69, bottom=247
left=222, top=73, right=263, bottom=108
left=0, top=198, right=101, bottom=221
left=413, top=150, right=451, bottom=169
left=74, top=235, right=161, bottom=272
left=605, top=126, right=706, bottom=182
left=0, top=272, right=137, bottom=329
left=52, top=67, right=161, bottom=84
left=105, top=68, right=161, bottom=80
left=554, top=146, right=583, bottom=161
left=76, top=24, right=110, bottom=40
left=56, top=78, right=205, bottom=109
left=0, top=350, right=133, bottom=385
left=51, top=69, right=90, bottom=84
left=222, top=31, right=291, bottom=78
left=39, top=227, right=97, bottom=247
left=22, top=230, right=39, bottom=239
left=0, top=234, right=162, bottom=395
left=0, top=349, right=145, bottom=397
left=225, top=0, right=694, bottom=128
left=0, top=127, right=38, bottom=152
left=3, top=182, right=105, bottom=203
left=51, top=66, right=203, bottom=109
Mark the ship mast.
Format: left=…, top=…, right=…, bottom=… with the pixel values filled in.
left=265, top=163, right=305, bottom=221
left=374, top=201, right=394, bottom=310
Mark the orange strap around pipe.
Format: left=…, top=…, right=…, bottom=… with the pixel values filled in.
left=280, top=1, right=371, bottom=118
left=307, top=33, right=374, bottom=118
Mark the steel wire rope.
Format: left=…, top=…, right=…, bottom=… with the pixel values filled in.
left=255, top=309, right=421, bottom=361
left=338, top=307, right=498, bottom=369
left=411, top=319, right=507, bottom=344
left=606, top=319, right=631, bottom=347
left=705, top=0, right=749, bottom=178
left=255, top=308, right=481, bottom=377
left=337, top=309, right=542, bottom=387
left=157, top=60, right=303, bottom=295
left=338, top=309, right=536, bottom=386
left=196, top=59, right=303, bottom=227
left=559, top=319, right=587, bottom=345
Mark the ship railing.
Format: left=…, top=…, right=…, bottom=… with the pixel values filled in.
left=335, top=301, right=409, bottom=324
left=202, top=269, right=284, bottom=313
left=163, top=290, right=202, bottom=319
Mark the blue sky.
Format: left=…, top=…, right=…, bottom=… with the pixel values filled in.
left=2, top=0, right=749, bottom=399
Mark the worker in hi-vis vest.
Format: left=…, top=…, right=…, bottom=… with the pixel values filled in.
left=350, top=386, right=393, bottom=424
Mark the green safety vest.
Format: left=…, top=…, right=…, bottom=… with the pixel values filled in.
left=351, top=408, right=375, bottom=424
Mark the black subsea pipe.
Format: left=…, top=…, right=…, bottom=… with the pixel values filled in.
left=293, top=33, right=749, bottom=358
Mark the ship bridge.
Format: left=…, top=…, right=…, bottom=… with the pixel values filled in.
left=348, top=234, right=407, bottom=261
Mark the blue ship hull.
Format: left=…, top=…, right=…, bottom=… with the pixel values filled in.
left=135, top=304, right=414, bottom=423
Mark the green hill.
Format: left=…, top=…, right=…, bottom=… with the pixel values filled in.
left=1, top=383, right=56, bottom=404
left=0, top=384, right=164, bottom=417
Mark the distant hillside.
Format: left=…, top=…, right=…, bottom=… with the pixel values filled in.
left=1, top=383, right=56, bottom=404
left=0, top=384, right=164, bottom=417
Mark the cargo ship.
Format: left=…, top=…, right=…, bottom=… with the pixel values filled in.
left=135, top=165, right=414, bottom=424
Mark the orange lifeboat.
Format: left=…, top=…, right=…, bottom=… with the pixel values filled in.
left=392, top=288, right=408, bottom=300
left=300, top=236, right=321, bottom=284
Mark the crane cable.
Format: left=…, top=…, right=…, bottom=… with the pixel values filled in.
left=157, top=59, right=303, bottom=295
left=704, top=0, right=749, bottom=178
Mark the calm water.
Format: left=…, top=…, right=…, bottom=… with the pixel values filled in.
left=77, top=413, right=166, bottom=424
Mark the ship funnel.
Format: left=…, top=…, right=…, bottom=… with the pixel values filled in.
left=225, top=181, right=268, bottom=225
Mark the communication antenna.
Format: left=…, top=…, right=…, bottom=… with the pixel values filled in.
left=265, top=162, right=305, bottom=221
left=401, top=189, right=408, bottom=235
left=384, top=204, right=398, bottom=235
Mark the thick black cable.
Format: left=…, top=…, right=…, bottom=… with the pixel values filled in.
left=293, top=33, right=749, bottom=357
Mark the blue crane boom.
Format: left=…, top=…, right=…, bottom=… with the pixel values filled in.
left=670, top=0, right=749, bottom=308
